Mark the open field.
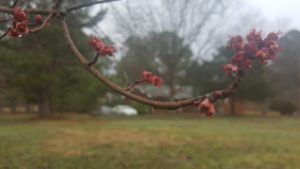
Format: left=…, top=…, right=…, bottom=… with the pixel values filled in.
left=0, top=114, right=299, bottom=169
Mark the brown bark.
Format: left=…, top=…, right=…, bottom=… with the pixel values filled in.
left=10, top=98, right=17, bottom=113
left=261, top=99, right=269, bottom=116
left=167, top=68, right=176, bottom=98
left=25, top=101, right=30, bottom=114
left=230, top=97, right=236, bottom=115
left=38, top=90, right=51, bottom=118
left=169, top=83, right=176, bottom=99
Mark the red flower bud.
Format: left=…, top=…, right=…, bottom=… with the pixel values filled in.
left=35, top=15, right=43, bottom=25
left=247, top=29, right=262, bottom=43
left=8, top=28, right=21, bottom=37
left=88, top=36, right=115, bottom=56
left=255, top=47, right=273, bottom=64
left=150, top=76, right=162, bottom=87
left=100, top=46, right=115, bottom=56
left=16, top=21, right=28, bottom=34
left=244, top=41, right=258, bottom=55
left=269, top=44, right=281, bottom=55
left=198, top=99, right=215, bottom=117
left=212, top=91, right=223, bottom=99
left=222, top=64, right=238, bottom=78
left=141, top=71, right=153, bottom=80
left=263, top=31, right=282, bottom=47
left=231, top=51, right=252, bottom=69
left=13, top=7, right=27, bottom=22
left=227, top=35, right=243, bottom=51
left=265, top=32, right=280, bottom=42
left=140, top=71, right=163, bottom=88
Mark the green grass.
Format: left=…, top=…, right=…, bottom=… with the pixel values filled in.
left=0, top=115, right=299, bottom=169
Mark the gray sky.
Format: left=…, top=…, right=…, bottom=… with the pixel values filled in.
left=91, top=0, right=300, bottom=59
left=95, top=0, right=300, bottom=42
left=245, top=0, right=300, bottom=30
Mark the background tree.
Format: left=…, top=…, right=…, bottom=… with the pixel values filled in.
left=268, top=30, right=300, bottom=114
left=109, top=0, right=266, bottom=101
left=101, top=0, right=263, bottom=58
left=117, top=31, right=192, bottom=98
left=186, top=47, right=273, bottom=115
left=0, top=0, right=111, bottom=117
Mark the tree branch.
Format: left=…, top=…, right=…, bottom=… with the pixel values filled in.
left=0, top=6, right=62, bottom=16
left=54, top=0, right=64, bottom=9
left=11, top=0, right=18, bottom=8
left=29, top=11, right=54, bottom=33
left=0, top=29, right=9, bottom=40
left=61, top=19, right=240, bottom=109
left=0, top=18, right=11, bottom=23
left=61, top=19, right=201, bottom=109
left=66, top=0, right=120, bottom=12
left=87, top=54, right=100, bottom=67
left=124, top=79, right=146, bottom=91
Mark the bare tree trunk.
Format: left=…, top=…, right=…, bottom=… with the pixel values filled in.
left=230, top=97, right=236, bottom=115
left=10, top=98, right=17, bottom=113
left=261, top=99, right=269, bottom=116
left=38, top=90, right=51, bottom=118
left=169, top=83, right=176, bottom=99
left=25, top=101, right=30, bottom=114
left=168, top=69, right=176, bottom=99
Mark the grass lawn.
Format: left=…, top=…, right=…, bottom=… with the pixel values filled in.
left=0, top=114, right=299, bottom=169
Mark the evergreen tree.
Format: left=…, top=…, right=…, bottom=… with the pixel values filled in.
left=0, top=0, right=110, bottom=117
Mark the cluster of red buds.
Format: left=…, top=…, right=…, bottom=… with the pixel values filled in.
left=8, top=7, right=43, bottom=38
left=224, top=29, right=281, bottom=76
left=88, top=37, right=162, bottom=89
left=87, top=30, right=280, bottom=117
left=222, top=64, right=238, bottom=79
left=195, top=91, right=223, bottom=117
left=141, top=71, right=163, bottom=87
left=88, top=37, right=115, bottom=56
left=197, top=98, right=215, bottom=117
left=195, top=30, right=281, bottom=117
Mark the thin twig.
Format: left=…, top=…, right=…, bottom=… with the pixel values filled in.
left=0, top=17, right=14, bottom=40
left=0, top=6, right=60, bottom=15
left=0, top=29, right=9, bottom=40
left=30, top=0, right=65, bottom=33
left=54, top=0, right=64, bottom=9
left=29, top=11, right=54, bottom=33
left=66, top=0, right=120, bottom=12
left=0, top=18, right=11, bottom=23
left=87, top=54, right=100, bottom=67
left=124, top=79, right=146, bottom=91
left=11, top=0, right=18, bottom=8
left=0, top=0, right=18, bottom=40
left=221, top=78, right=241, bottom=98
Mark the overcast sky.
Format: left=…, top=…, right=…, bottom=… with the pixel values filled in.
left=96, top=0, right=300, bottom=39
left=91, top=0, right=300, bottom=59
left=245, top=0, right=300, bottom=31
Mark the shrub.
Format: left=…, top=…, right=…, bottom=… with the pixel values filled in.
left=270, top=100, right=297, bottom=115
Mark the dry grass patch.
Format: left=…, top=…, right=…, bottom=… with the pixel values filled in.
left=44, top=128, right=199, bottom=156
